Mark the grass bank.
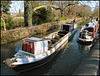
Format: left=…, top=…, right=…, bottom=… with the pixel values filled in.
left=77, top=17, right=90, bottom=28
left=1, top=18, right=81, bottom=44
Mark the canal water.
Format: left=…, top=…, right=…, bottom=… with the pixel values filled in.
left=1, top=29, right=91, bottom=75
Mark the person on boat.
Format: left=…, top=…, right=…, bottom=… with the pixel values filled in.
left=71, top=19, right=76, bottom=24
left=71, top=21, right=73, bottom=24
left=73, top=18, right=76, bottom=24
left=83, top=30, right=88, bottom=38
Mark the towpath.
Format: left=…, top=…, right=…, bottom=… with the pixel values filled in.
left=72, top=39, right=99, bottom=75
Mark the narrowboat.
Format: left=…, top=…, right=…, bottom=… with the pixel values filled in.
left=78, top=18, right=99, bottom=44
left=4, top=22, right=77, bottom=73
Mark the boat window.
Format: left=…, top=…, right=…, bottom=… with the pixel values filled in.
left=85, top=28, right=93, bottom=32
left=63, top=25, right=69, bottom=31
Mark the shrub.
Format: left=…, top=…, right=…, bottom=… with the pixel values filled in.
left=1, top=15, right=24, bottom=30
left=32, top=8, right=51, bottom=25
left=77, top=18, right=90, bottom=28
left=55, top=19, right=59, bottom=21
left=60, top=16, right=69, bottom=21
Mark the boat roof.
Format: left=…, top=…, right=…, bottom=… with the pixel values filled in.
left=63, top=23, right=73, bottom=27
left=88, top=22, right=95, bottom=27
left=23, top=37, right=43, bottom=42
left=81, top=22, right=95, bottom=31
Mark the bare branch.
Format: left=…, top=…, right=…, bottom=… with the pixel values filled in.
left=63, top=2, right=79, bottom=11
left=33, top=1, right=78, bottom=12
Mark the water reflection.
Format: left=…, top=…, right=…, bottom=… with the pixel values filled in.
left=1, top=44, right=16, bottom=63
left=78, top=44, right=90, bottom=54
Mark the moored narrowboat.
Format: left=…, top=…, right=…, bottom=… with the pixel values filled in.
left=78, top=18, right=99, bottom=44
left=4, top=21, right=77, bottom=73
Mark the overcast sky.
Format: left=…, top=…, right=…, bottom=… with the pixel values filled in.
left=9, top=1, right=99, bottom=14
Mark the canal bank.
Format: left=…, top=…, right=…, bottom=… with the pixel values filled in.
left=1, top=18, right=82, bottom=45
left=72, top=39, right=99, bottom=75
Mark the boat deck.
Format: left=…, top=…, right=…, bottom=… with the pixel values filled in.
left=47, top=31, right=69, bottom=50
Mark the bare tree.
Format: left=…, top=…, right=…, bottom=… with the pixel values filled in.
left=1, top=17, right=6, bottom=31
left=1, top=9, right=6, bottom=31
left=33, top=1, right=78, bottom=17
left=24, top=1, right=78, bottom=27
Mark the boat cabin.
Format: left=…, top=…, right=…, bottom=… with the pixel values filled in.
left=61, top=23, right=74, bottom=32
left=22, top=37, right=48, bottom=55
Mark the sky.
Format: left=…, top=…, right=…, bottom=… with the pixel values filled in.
left=9, top=1, right=24, bottom=14
left=79, top=1, right=99, bottom=11
left=9, top=1, right=99, bottom=14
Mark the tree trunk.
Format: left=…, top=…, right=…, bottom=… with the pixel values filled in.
left=24, top=1, right=32, bottom=27
left=1, top=17, right=6, bottom=31
left=61, top=11, right=63, bottom=17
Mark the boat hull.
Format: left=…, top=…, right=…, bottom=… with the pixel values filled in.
left=11, top=29, right=77, bottom=73
left=77, top=33, right=98, bottom=45
left=77, top=38, right=93, bottom=45
left=13, top=51, right=58, bottom=73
